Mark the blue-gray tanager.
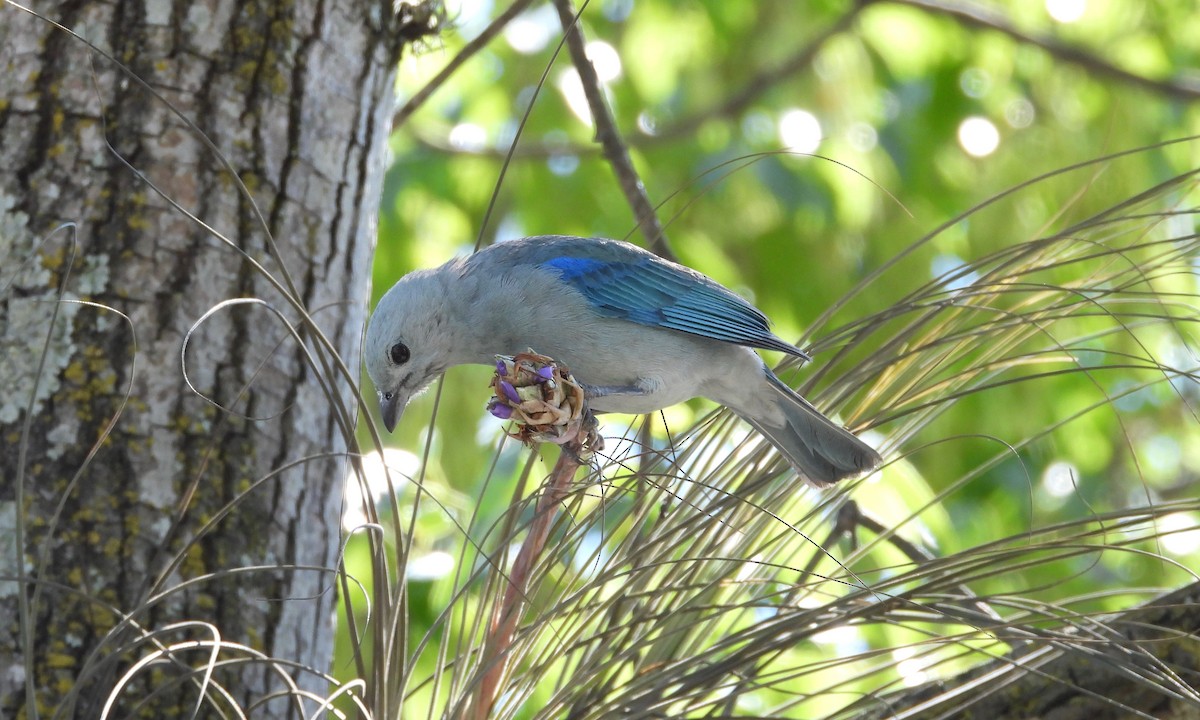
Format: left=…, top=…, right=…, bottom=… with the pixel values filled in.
left=364, top=235, right=880, bottom=486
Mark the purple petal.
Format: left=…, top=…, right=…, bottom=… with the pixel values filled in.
left=500, top=380, right=521, bottom=403
left=495, top=359, right=508, bottom=375
left=488, top=400, right=513, bottom=419
left=536, top=366, right=555, bottom=382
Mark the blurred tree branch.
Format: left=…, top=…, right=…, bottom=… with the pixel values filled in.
left=855, top=580, right=1200, bottom=719
left=406, top=5, right=864, bottom=159
left=392, top=0, right=537, bottom=130
left=406, top=0, right=1199, bottom=161
left=551, top=0, right=673, bottom=259
left=651, top=4, right=866, bottom=142
left=886, top=0, right=1200, bottom=101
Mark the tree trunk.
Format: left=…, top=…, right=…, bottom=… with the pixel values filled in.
left=0, top=1, right=414, bottom=716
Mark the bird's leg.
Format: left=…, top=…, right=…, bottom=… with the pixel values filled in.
left=580, top=382, right=651, bottom=400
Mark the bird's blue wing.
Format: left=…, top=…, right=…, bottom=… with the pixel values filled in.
left=541, top=254, right=807, bottom=357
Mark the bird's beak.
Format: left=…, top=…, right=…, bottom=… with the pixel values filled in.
left=379, top=391, right=404, bottom=433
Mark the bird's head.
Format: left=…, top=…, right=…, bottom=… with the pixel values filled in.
left=364, top=269, right=459, bottom=432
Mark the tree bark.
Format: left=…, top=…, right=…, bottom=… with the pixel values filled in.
left=0, top=1, right=414, bottom=716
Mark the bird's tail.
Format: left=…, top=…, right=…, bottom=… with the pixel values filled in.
left=745, top=373, right=882, bottom=487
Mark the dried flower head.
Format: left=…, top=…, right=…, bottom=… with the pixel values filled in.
left=488, top=351, right=601, bottom=455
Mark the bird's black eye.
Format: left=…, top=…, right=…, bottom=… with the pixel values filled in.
left=388, top=342, right=410, bottom=366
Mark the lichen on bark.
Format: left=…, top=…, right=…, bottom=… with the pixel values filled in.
left=1, top=194, right=113, bottom=466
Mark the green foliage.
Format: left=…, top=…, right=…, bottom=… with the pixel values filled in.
left=349, top=1, right=1200, bottom=716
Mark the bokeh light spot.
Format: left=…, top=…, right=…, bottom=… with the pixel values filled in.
left=957, top=116, right=1000, bottom=157
left=585, top=41, right=622, bottom=82
left=779, top=109, right=822, bottom=153
left=505, top=4, right=558, bottom=54
left=1046, top=0, right=1087, bottom=23
left=1041, top=460, right=1079, bottom=498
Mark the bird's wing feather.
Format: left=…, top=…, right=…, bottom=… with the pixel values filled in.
left=518, top=238, right=805, bottom=357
